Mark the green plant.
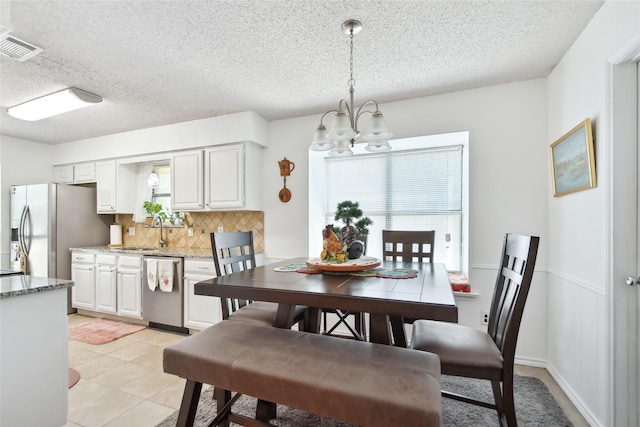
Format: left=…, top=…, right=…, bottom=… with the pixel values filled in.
left=143, top=201, right=163, bottom=217
left=333, top=200, right=372, bottom=236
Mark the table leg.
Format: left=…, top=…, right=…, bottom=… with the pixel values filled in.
left=369, top=314, right=393, bottom=345
left=274, top=303, right=295, bottom=329
left=389, top=316, right=408, bottom=347
left=307, top=307, right=321, bottom=333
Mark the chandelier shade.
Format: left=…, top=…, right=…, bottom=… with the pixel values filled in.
left=309, top=20, right=392, bottom=156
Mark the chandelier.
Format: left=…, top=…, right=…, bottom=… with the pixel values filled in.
left=309, top=20, right=392, bottom=157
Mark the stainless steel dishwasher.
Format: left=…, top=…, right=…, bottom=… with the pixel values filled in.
left=142, top=256, right=188, bottom=334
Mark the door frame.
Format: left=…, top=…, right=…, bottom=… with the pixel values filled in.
left=607, top=31, right=640, bottom=427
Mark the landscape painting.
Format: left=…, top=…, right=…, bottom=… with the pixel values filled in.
left=550, top=118, right=596, bottom=197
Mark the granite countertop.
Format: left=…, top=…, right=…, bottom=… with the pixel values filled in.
left=0, top=276, right=74, bottom=299
left=69, top=246, right=215, bottom=258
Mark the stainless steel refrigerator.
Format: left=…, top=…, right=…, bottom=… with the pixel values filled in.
left=10, top=183, right=114, bottom=312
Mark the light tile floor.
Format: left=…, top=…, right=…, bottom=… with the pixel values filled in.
left=65, top=314, right=588, bottom=427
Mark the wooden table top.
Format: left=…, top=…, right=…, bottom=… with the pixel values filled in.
left=195, top=257, right=458, bottom=323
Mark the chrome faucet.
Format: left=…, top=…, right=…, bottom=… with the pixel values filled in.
left=155, top=215, right=166, bottom=247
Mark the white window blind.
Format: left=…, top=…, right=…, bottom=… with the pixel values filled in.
left=325, top=145, right=463, bottom=271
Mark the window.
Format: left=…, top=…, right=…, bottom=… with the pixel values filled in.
left=151, top=164, right=171, bottom=209
left=312, top=132, right=468, bottom=272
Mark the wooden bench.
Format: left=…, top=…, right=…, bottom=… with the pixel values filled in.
left=163, top=320, right=442, bottom=427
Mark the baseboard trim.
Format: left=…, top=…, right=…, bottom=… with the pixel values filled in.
left=546, top=364, right=603, bottom=427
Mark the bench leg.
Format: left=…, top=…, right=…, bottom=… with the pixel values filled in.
left=177, top=380, right=202, bottom=427
left=213, top=387, right=232, bottom=427
left=256, top=399, right=277, bottom=421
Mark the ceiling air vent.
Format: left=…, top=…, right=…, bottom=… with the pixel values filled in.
left=0, top=35, right=43, bottom=61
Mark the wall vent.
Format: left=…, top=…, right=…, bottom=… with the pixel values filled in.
left=0, top=35, right=43, bottom=61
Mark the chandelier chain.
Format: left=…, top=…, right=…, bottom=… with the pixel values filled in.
left=348, top=28, right=355, bottom=88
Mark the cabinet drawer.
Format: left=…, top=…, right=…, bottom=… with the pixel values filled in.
left=71, top=252, right=95, bottom=264
left=118, top=255, right=142, bottom=268
left=96, top=254, right=117, bottom=265
left=184, top=259, right=216, bottom=275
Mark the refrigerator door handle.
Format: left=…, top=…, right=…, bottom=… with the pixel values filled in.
left=19, top=205, right=31, bottom=257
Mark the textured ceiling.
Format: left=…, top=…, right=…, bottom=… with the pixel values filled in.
left=0, top=0, right=604, bottom=145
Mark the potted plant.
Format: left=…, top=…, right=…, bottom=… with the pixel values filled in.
left=333, top=200, right=372, bottom=259
left=143, top=201, right=163, bottom=226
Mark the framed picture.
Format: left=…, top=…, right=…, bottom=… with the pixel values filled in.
left=550, top=118, right=596, bottom=197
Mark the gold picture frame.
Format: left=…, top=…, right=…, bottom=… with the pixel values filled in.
left=550, top=118, right=596, bottom=197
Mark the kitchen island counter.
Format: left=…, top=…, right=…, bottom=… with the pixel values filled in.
left=1, top=275, right=71, bottom=426
left=0, top=275, right=73, bottom=299
left=70, top=245, right=215, bottom=258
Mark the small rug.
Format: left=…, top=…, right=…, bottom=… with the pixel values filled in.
left=68, top=318, right=146, bottom=345
left=68, top=368, right=80, bottom=388
left=156, top=375, right=573, bottom=426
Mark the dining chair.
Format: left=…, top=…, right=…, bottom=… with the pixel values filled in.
left=382, top=230, right=435, bottom=263
left=382, top=230, right=436, bottom=342
left=210, top=231, right=307, bottom=329
left=409, top=233, right=540, bottom=427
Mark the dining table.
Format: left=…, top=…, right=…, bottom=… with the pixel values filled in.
left=194, top=257, right=458, bottom=347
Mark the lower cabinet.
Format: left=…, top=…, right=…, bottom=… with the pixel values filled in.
left=95, top=254, right=117, bottom=314
left=71, top=252, right=96, bottom=310
left=72, top=251, right=142, bottom=319
left=183, top=258, right=221, bottom=330
left=117, top=255, right=143, bottom=319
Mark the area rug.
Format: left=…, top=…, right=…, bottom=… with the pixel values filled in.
left=156, top=375, right=573, bottom=426
left=68, top=368, right=81, bottom=389
left=68, top=318, right=146, bottom=345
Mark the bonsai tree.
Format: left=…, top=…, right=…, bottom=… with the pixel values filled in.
left=334, top=200, right=372, bottom=236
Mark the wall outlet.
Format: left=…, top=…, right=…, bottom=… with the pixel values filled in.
left=217, top=226, right=224, bottom=233
left=481, top=311, right=489, bottom=325
left=128, top=227, right=135, bottom=236
left=188, top=227, right=194, bottom=237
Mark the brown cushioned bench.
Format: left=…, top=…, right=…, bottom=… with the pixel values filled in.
left=163, top=320, right=442, bottom=427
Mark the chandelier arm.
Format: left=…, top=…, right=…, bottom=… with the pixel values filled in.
left=319, top=110, right=339, bottom=126
left=353, top=100, right=380, bottom=131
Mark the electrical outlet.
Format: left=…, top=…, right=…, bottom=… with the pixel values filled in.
left=481, top=311, right=489, bottom=325
left=218, top=226, right=224, bottom=233
left=128, top=227, right=135, bottom=236
left=188, top=227, right=194, bottom=237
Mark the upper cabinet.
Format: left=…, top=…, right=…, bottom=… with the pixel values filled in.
left=171, top=150, right=204, bottom=210
left=96, top=160, right=136, bottom=214
left=171, top=142, right=262, bottom=211
left=53, top=162, right=96, bottom=184
left=205, top=142, right=262, bottom=210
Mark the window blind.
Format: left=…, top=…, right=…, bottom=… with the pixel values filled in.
left=325, top=145, right=463, bottom=271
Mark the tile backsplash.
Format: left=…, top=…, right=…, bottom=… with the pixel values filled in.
left=116, top=211, right=264, bottom=252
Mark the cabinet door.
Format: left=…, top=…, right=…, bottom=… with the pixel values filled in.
left=205, top=144, right=244, bottom=209
left=184, top=274, right=222, bottom=330
left=95, top=266, right=117, bottom=313
left=117, top=268, right=142, bottom=318
left=171, top=150, right=204, bottom=210
left=96, top=160, right=117, bottom=213
left=74, top=162, right=96, bottom=183
left=53, top=165, right=74, bottom=184
left=71, top=264, right=96, bottom=310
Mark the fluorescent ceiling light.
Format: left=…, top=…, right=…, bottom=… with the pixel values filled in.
left=7, top=87, right=103, bottom=121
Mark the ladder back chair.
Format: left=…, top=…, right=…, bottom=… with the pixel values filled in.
left=382, top=230, right=435, bottom=263
left=410, top=233, right=540, bottom=427
left=210, top=231, right=307, bottom=329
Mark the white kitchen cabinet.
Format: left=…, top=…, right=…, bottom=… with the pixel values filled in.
left=204, top=142, right=262, bottom=210
left=95, top=254, right=117, bottom=314
left=183, top=258, right=221, bottom=330
left=71, top=252, right=96, bottom=310
left=53, top=165, right=74, bottom=184
left=96, top=160, right=136, bottom=214
left=117, top=255, right=143, bottom=319
left=171, top=150, right=204, bottom=210
left=74, top=162, right=96, bottom=183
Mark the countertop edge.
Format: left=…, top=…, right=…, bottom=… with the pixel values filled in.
left=1, top=277, right=74, bottom=300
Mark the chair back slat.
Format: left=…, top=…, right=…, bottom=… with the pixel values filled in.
left=382, top=230, right=435, bottom=263
left=210, top=231, right=257, bottom=320
left=487, top=233, right=539, bottom=362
